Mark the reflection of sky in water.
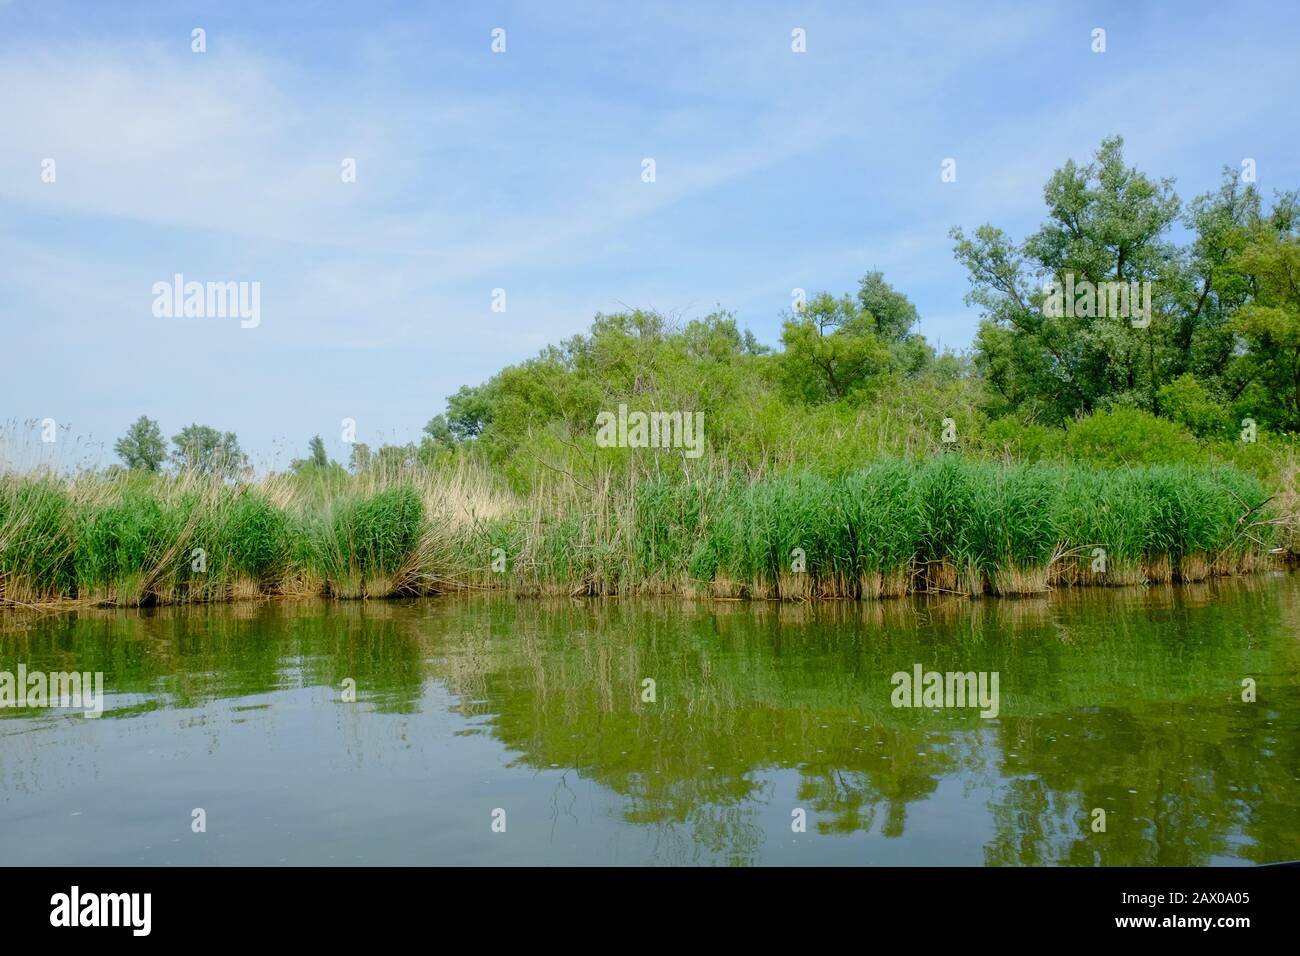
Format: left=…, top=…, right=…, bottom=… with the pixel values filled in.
left=1, top=576, right=1298, bottom=866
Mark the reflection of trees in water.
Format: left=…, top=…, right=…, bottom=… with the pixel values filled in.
left=687, top=804, right=766, bottom=866
left=3, top=575, right=1298, bottom=863
left=799, top=769, right=885, bottom=836
left=430, top=599, right=992, bottom=857
left=296, top=603, right=426, bottom=714
left=985, top=693, right=1300, bottom=865
left=799, top=742, right=945, bottom=838
left=428, top=586, right=1299, bottom=863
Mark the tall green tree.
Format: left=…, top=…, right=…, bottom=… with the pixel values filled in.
left=856, top=270, right=933, bottom=376
left=308, top=435, right=328, bottom=468
left=422, top=414, right=454, bottom=448
left=952, top=136, right=1183, bottom=422
left=114, top=416, right=166, bottom=472
left=290, top=435, right=333, bottom=474
left=414, top=414, right=457, bottom=465
left=1230, top=231, right=1300, bottom=430
left=953, top=137, right=1300, bottom=430
left=348, top=442, right=372, bottom=474
left=171, top=424, right=248, bottom=479
left=291, top=434, right=350, bottom=481
left=777, top=292, right=892, bottom=403
left=446, top=383, right=497, bottom=440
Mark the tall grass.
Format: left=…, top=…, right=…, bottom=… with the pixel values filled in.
left=220, top=490, right=293, bottom=598
left=305, top=485, right=425, bottom=598
left=0, top=477, right=75, bottom=604
left=842, top=460, right=925, bottom=597
left=0, top=457, right=1282, bottom=609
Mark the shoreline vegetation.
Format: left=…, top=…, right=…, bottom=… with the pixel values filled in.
left=6, top=138, right=1300, bottom=614
left=0, top=457, right=1290, bottom=611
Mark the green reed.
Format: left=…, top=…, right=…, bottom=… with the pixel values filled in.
left=0, top=457, right=1279, bottom=608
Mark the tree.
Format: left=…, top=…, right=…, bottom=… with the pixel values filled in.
left=415, top=415, right=456, bottom=465
left=291, top=435, right=348, bottom=479
left=1176, top=171, right=1268, bottom=392
left=682, top=311, right=770, bottom=361
left=1181, top=176, right=1299, bottom=422
left=1230, top=231, right=1300, bottom=430
left=308, top=435, right=328, bottom=468
left=856, top=270, right=933, bottom=376
left=953, top=138, right=1300, bottom=430
left=171, top=424, right=248, bottom=479
left=446, top=383, right=496, bottom=440
left=422, top=414, right=454, bottom=448
left=1157, top=373, right=1229, bottom=437
left=114, top=416, right=166, bottom=472
left=777, top=292, right=893, bottom=403
left=952, top=136, right=1182, bottom=422
left=374, top=443, right=418, bottom=473
left=857, top=270, right=920, bottom=342
left=348, top=442, right=372, bottom=474
left=290, top=435, right=332, bottom=474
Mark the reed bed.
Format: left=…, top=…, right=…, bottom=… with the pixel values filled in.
left=0, top=457, right=1286, bottom=610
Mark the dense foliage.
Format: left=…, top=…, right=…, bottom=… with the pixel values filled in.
left=307, top=138, right=1294, bottom=493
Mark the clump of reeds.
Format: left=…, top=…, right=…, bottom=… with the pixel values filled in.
left=71, top=478, right=201, bottom=606
left=306, top=485, right=424, bottom=598
left=989, top=463, right=1061, bottom=595
left=840, top=460, right=923, bottom=598
left=218, top=489, right=293, bottom=598
left=0, top=475, right=76, bottom=605
left=914, top=456, right=998, bottom=595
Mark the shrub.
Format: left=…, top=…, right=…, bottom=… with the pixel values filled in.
left=1158, top=374, right=1231, bottom=438
left=1064, top=408, right=1201, bottom=466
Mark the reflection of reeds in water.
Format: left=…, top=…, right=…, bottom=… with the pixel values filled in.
left=6, top=576, right=1298, bottom=860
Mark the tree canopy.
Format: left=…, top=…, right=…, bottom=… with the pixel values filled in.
left=951, top=136, right=1299, bottom=431
left=170, top=424, right=248, bottom=479
left=114, top=416, right=166, bottom=472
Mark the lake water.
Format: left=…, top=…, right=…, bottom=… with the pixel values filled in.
left=2, top=575, right=1298, bottom=866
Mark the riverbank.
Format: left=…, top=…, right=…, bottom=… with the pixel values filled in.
left=0, top=458, right=1288, bottom=610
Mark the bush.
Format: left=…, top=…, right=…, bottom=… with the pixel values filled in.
left=841, top=460, right=923, bottom=579
left=73, top=485, right=189, bottom=602
left=1064, top=408, right=1201, bottom=466
left=978, top=417, right=1065, bottom=462
left=1158, top=374, right=1231, bottom=438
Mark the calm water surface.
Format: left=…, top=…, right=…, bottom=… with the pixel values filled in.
left=2, top=575, right=1298, bottom=866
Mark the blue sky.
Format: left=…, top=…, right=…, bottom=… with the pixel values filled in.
left=2, top=0, right=1299, bottom=471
